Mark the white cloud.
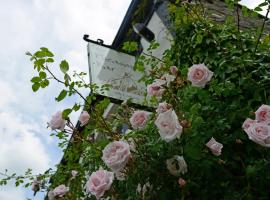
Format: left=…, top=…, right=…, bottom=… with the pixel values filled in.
left=0, top=111, right=50, bottom=174
left=0, top=185, right=25, bottom=200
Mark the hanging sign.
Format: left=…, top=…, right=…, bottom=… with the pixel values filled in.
left=87, top=42, right=146, bottom=105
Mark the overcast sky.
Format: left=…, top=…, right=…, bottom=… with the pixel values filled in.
left=0, top=0, right=265, bottom=199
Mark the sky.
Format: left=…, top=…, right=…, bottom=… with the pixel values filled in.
left=0, top=0, right=265, bottom=200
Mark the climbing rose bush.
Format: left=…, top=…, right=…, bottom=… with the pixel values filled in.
left=3, top=1, right=270, bottom=200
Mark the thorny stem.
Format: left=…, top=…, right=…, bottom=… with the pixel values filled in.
left=253, top=4, right=270, bottom=58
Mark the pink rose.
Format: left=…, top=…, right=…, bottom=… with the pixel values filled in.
left=244, top=122, right=270, bottom=147
left=187, top=63, right=213, bottom=88
left=178, top=178, right=186, bottom=188
left=53, top=184, right=69, bottom=197
left=170, top=66, right=178, bottom=75
left=156, top=102, right=171, bottom=114
left=166, top=155, right=188, bottom=176
left=129, top=111, right=149, bottom=130
left=79, top=111, right=90, bottom=126
left=242, top=118, right=256, bottom=130
left=102, top=141, right=131, bottom=172
left=255, top=104, right=270, bottom=124
left=147, top=79, right=166, bottom=97
left=86, top=169, right=114, bottom=199
left=154, top=109, right=183, bottom=142
left=31, top=180, right=40, bottom=192
left=49, top=111, right=66, bottom=131
left=206, top=137, right=223, bottom=156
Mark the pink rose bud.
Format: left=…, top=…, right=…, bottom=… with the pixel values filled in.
left=79, top=111, right=90, bottom=126
left=129, top=111, right=149, bottom=130
left=53, top=184, right=69, bottom=197
left=206, top=137, right=223, bottom=156
left=102, top=141, right=131, bottom=172
left=255, top=104, right=270, bottom=124
left=155, top=109, right=183, bottom=142
left=156, top=102, right=171, bottom=114
left=244, top=122, right=270, bottom=147
left=86, top=169, right=114, bottom=199
left=178, top=178, right=186, bottom=188
left=49, top=111, right=66, bottom=131
left=147, top=79, right=166, bottom=97
left=187, top=63, right=213, bottom=88
left=235, top=139, right=243, bottom=144
left=180, top=120, right=189, bottom=128
left=170, top=66, right=178, bottom=75
left=242, top=118, right=256, bottom=130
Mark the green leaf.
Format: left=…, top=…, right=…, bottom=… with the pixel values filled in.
left=39, top=71, right=47, bottom=79
left=34, top=59, right=45, bottom=67
left=46, top=58, right=54, bottom=63
left=62, top=108, right=72, bottom=119
left=55, top=90, right=67, bottom=102
left=32, top=83, right=40, bottom=92
left=72, top=103, right=81, bottom=111
left=122, top=41, right=138, bottom=52
left=34, top=51, right=46, bottom=58
left=196, top=34, right=203, bottom=44
left=60, top=60, right=69, bottom=74
left=31, top=77, right=41, bottom=83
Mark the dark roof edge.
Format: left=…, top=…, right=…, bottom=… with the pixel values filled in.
left=111, top=0, right=141, bottom=48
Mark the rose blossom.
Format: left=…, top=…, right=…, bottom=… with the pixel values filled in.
left=49, top=111, right=66, bottom=131
left=129, top=111, right=149, bottom=130
left=79, top=111, right=90, bottom=126
left=206, top=137, right=223, bottom=156
left=166, top=155, right=188, bottom=176
left=147, top=79, right=166, bottom=97
left=170, top=66, right=178, bottom=75
left=244, top=122, right=270, bottom=147
left=187, top=63, right=213, bottom=88
left=242, top=118, right=256, bottom=130
left=53, top=184, right=69, bottom=197
left=255, top=104, right=270, bottom=124
left=102, top=141, right=131, bottom=172
left=178, top=178, right=186, bottom=188
left=155, top=109, right=183, bottom=142
left=86, top=169, right=114, bottom=199
left=156, top=102, right=171, bottom=114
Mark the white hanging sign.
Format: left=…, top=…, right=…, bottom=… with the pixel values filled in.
left=87, top=42, right=146, bottom=104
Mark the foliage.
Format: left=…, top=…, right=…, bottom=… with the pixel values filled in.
left=2, top=0, right=270, bottom=200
